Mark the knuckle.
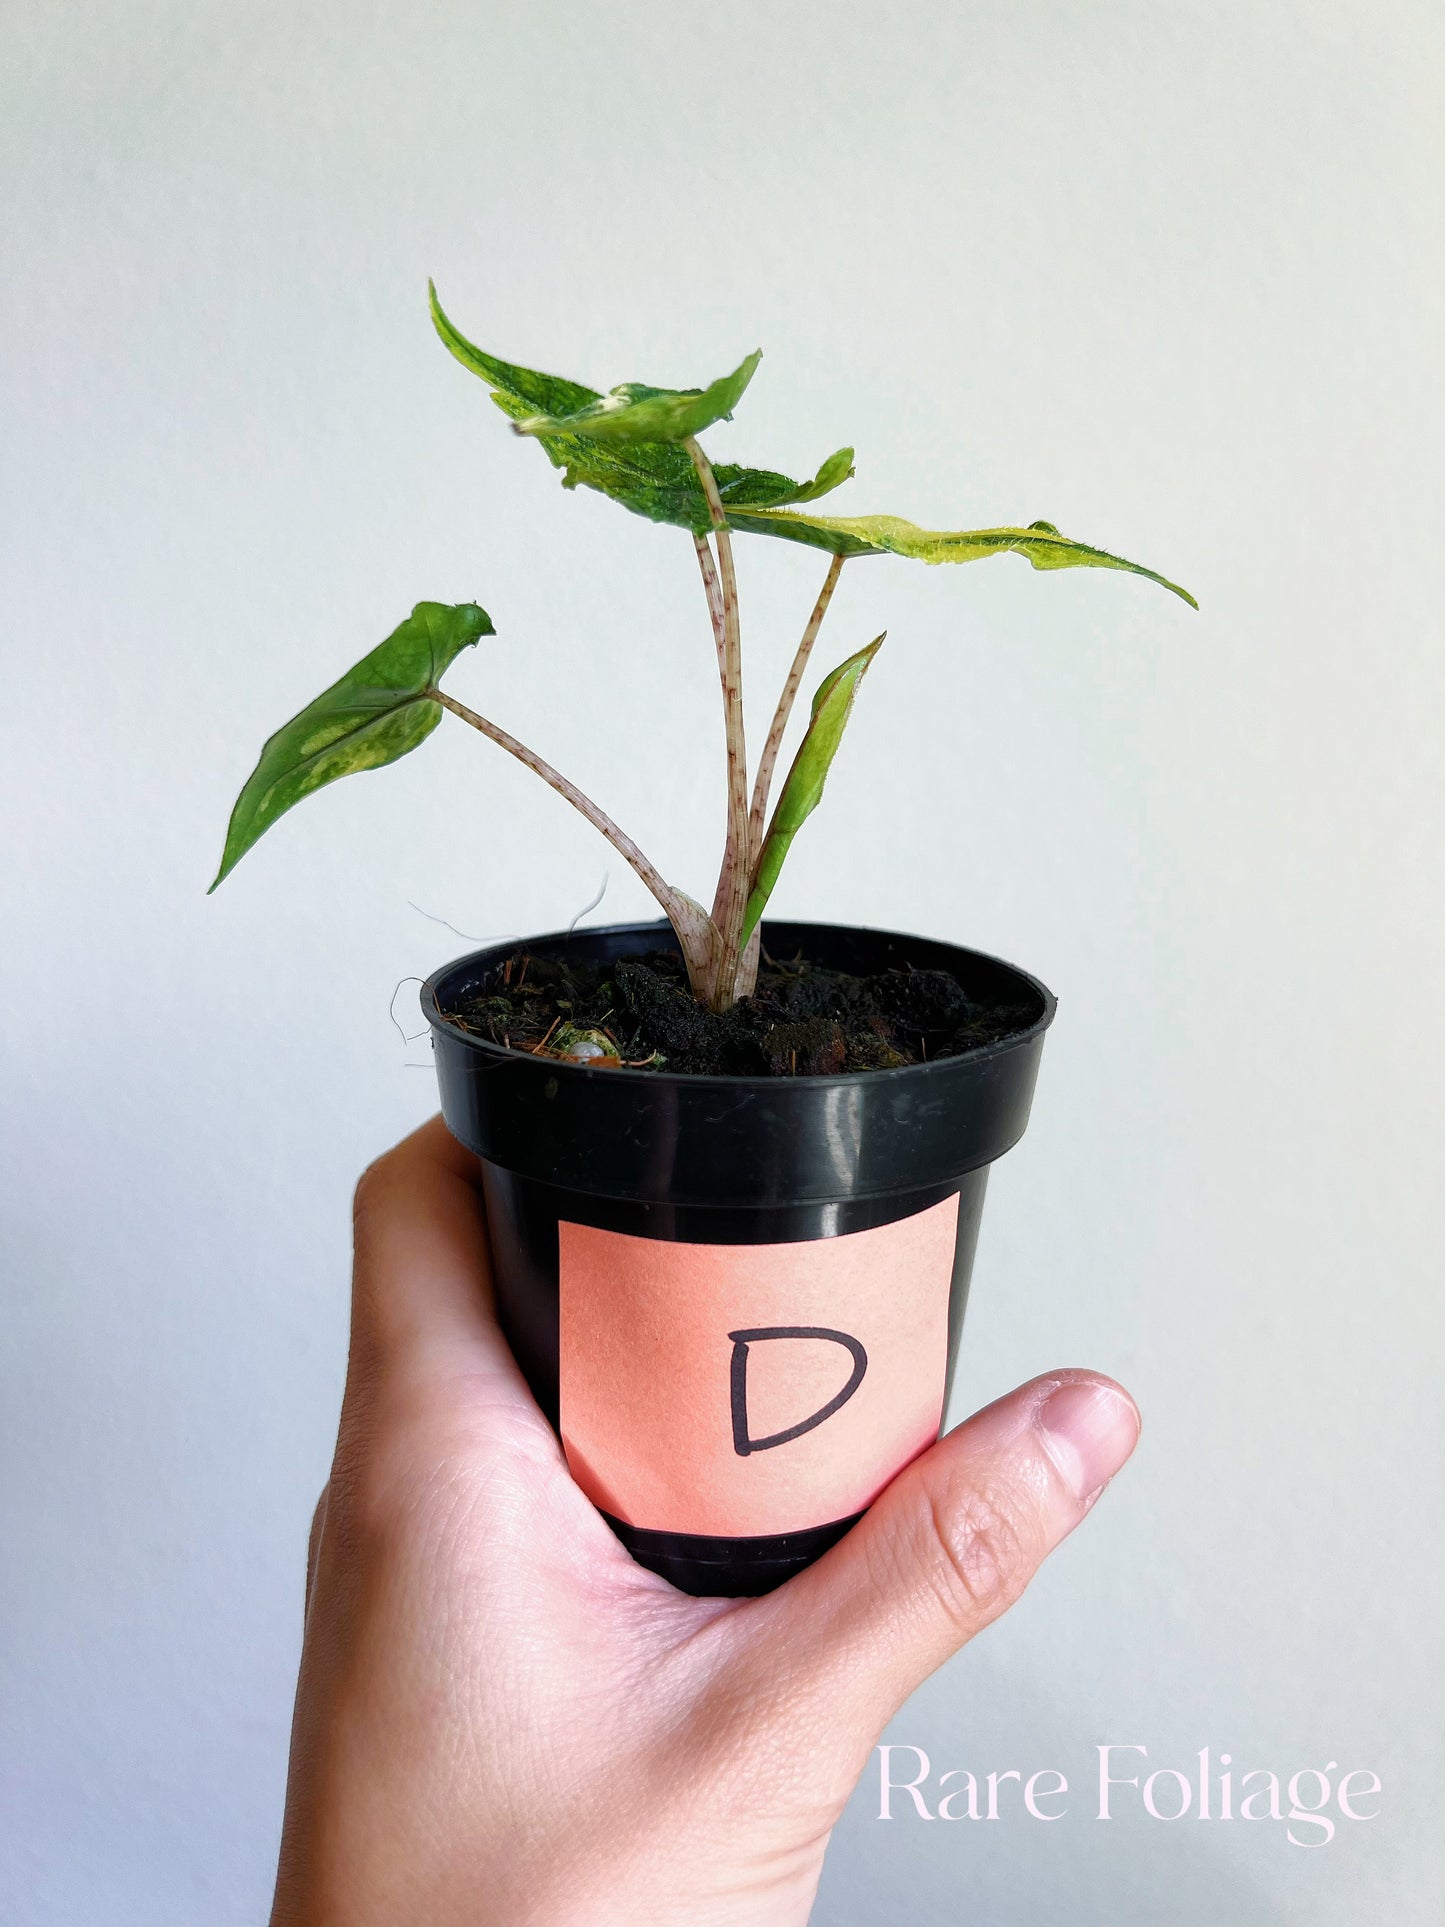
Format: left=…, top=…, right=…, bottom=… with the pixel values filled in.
left=323, top=1425, right=416, bottom=1563
left=305, top=1484, right=329, bottom=1597
left=351, top=1148, right=400, bottom=1230
left=921, top=1470, right=1043, bottom=1629
left=325, top=1388, right=485, bottom=1571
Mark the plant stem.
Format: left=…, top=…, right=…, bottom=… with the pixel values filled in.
left=432, top=688, right=718, bottom=992
left=692, top=534, right=727, bottom=679
left=685, top=437, right=749, bottom=1008
left=748, top=552, right=845, bottom=857
left=733, top=921, right=763, bottom=1002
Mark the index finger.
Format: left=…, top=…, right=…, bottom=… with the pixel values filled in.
left=348, top=1114, right=527, bottom=1404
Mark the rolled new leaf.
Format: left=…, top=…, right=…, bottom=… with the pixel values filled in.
left=722, top=509, right=1197, bottom=607
left=513, top=351, right=761, bottom=446
left=741, top=634, right=886, bottom=945
left=210, top=600, right=493, bottom=889
left=429, top=285, right=853, bottom=533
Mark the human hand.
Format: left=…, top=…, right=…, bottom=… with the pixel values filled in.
left=270, top=1117, right=1140, bottom=1927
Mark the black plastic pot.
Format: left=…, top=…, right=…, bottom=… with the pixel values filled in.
left=422, top=919, right=1054, bottom=1596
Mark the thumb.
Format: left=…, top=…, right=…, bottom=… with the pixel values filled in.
left=751, top=1371, right=1140, bottom=1746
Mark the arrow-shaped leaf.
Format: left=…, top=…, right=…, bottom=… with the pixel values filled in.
left=427, top=289, right=1194, bottom=607
left=429, top=285, right=852, bottom=533
left=210, top=600, right=493, bottom=889
left=742, top=634, right=886, bottom=946
left=721, top=509, right=1197, bottom=606
left=513, top=351, right=761, bottom=446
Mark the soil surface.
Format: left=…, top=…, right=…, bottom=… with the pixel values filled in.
left=438, top=945, right=1044, bottom=1077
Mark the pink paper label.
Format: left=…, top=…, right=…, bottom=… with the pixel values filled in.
left=558, top=1194, right=960, bottom=1538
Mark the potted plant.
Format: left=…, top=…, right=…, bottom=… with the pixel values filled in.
left=213, top=287, right=1194, bottom=1595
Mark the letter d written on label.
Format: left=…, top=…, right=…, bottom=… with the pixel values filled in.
left=557, top=1196, right=959, bottom=1537
left=729, top=1327, right=868, bottom=1456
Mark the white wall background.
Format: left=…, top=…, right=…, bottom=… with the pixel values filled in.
left=3, top=2, right=1442, bottom=1921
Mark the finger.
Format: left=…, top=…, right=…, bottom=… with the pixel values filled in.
left=746, top=1370, right=1140, bottom=1746
left=348, top=1114, right=528, bottom=1404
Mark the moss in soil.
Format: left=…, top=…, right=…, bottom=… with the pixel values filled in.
left=439, top=945, right=1043, bottom=1077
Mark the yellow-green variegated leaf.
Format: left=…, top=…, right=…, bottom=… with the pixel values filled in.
left=209, top=601, right=493, bottom=889
left=724, top=509, right=1197, bottom=607
left=427, top=287, right=1195, bottom=604
left=429, top=286, right=853, bottom=532
left=742, top=635, right=886, bottom=945
left=513, top=351, right=761, bottom=446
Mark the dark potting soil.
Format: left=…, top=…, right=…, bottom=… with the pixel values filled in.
left=438, top=945, right=1045, bottom=1077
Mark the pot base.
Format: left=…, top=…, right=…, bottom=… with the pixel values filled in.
left=601, top=1511, right=862, bottom=1596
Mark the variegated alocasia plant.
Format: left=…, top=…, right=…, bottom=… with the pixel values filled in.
left=212, top=286, right=1195, bottom=1011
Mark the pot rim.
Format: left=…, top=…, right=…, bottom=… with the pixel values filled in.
left=420, top=916, right=1056, bottom=1090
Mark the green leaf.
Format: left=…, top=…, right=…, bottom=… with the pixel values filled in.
left=209, top=600, right=493, bottom=889
left=429, top=284, right=599, bottom=420
left=722, top=508, right=1198, bottom=606
left=429, top=285, right=853, bottom=534
left=427, top=289, right=1195, bottom=606
left=586, top=447, right=857, bottom=531
left=742, top=634, right=886, bottom=945
left=513, top=351, right=761, bottom=446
